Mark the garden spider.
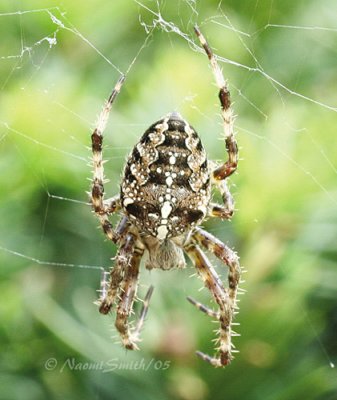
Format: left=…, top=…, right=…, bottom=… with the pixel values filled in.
left=90, top=26, right=241, bottom=367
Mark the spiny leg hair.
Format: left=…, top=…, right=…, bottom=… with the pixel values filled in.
left=115, top=241, right=143, bottom=349
left=193, top=227, right=241, bottom=309
left=99, top=231, right=153, bottom=349
left=98, top=231, right=135, bottom=315
left=194, top=25, right=238, bottom=181
left=186, top=226, right=241, bottom=367
left=90, top=75, right=125, bottom=243
left=89, top=26, right=242, bottom=367
left=185, top=242, right=233, bottom=367
left=90, top=75, right=154, bottom=350
left=184, top=26, right=241, bottom=366
left=208, top=180, right=234, bottom=220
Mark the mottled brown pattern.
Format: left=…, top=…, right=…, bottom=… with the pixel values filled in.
left=120, top=114, right=210, bottom=239
left=89, top=27, right=241, bottom=367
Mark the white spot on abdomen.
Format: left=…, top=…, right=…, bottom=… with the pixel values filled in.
left=161, top=201, right=172, bottom=219
left=169, top=155, right=176, bottom=164
left=157, top=225, right=169, bottom=240
left=123, top=198, right=134, bottom=207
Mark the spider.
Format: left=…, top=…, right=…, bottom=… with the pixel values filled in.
left=90, top=26, right=241, bottom=367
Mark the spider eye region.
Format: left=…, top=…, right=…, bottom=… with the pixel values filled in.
left=120, top=114, right=211, bottom=239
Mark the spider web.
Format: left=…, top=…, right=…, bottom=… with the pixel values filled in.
left=1, top=0, right=336, bottom=389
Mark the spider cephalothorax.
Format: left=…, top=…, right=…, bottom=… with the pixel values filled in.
left=90, top=26, right=241, bottom=367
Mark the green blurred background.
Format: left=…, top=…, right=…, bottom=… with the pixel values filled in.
left=0, top=0, right=336, bottom=399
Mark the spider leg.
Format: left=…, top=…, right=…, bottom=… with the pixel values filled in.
left=192, top=227, right=241, bottom=308
left=103, top=195, right=121, bottom=214
left=134, top=285, right=154, bottom=334
left=205, top=160, right=235, bottom=220
left=115, top=281, right=153, bottom=350
left=90, top=75, right=125, bottom=243
left=115, top=244, right=145, bottom=350
left=194, top=26, right=238, bottom=181
left=98, top=229, right=134, bottom=314
left=208, top=197, right=233, bottom=221
left=187, top=296, right=219, bottom=319
left=184, top=242, right=233, bottom=367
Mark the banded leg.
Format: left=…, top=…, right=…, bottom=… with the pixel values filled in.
left=208, top=202, right=233, bottom=220
left=187, top=296, right=219, bottom=319
left=194, top=26, right=238, bottom=181
left=98, top=231, right=135, bottom=314
left=211, top=179, right=235, bottom=218
left=192, top=227, right=240, bottom=308
left=103, top=195, right=122, bottom=214
left=90, top=75, right=125, bottom=243
left=134, top=285, right=154, bottom=337
left=115, top=244, right=144, bottom=350
left=185, top=242, right=233, bottom=367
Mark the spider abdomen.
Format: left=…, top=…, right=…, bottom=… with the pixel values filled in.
left=120, top=113, right=211, bottom=239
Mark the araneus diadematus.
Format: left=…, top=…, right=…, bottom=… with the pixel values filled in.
left=90, top=26, right=241, bottom=367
